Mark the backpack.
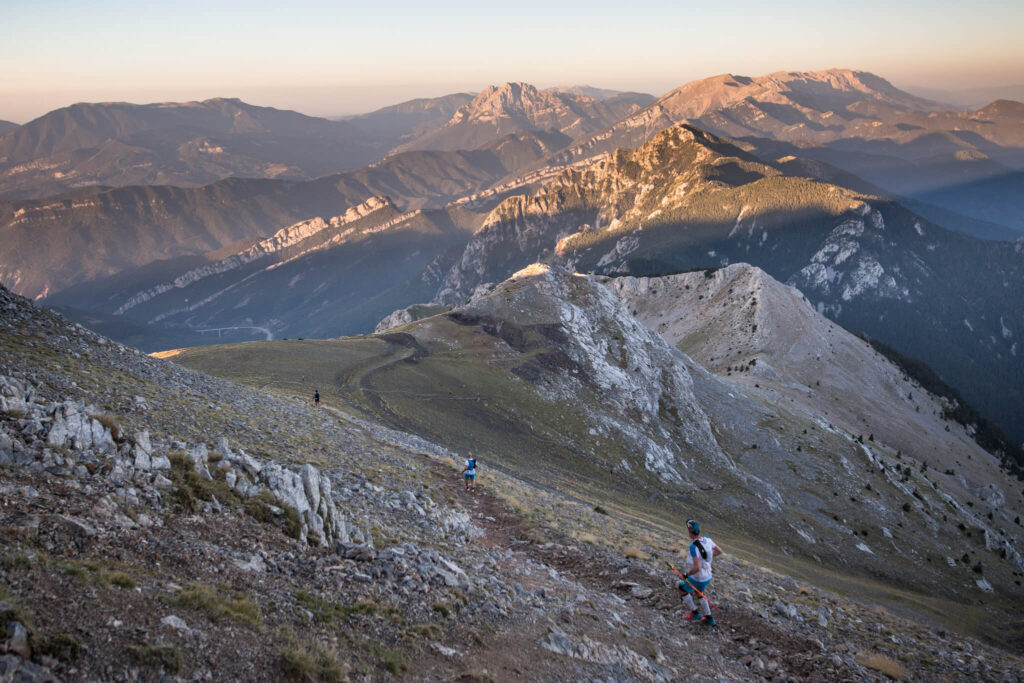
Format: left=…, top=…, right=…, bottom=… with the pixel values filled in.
left=467, top=458, right=476, bottom=471
left=692, top=538, right=708, bottom=561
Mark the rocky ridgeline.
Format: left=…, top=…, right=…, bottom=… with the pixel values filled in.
left=0, top=374, right=346, bottom=548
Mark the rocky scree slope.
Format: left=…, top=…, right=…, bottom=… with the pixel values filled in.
left=10, top=283, right=1023, bottom=680
left=0, top=281, right=740, bottom=681
left=424, top=123, right=1024, bottom=443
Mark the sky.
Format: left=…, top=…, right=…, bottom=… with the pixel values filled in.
left=2, top=0, right=1023, bottom=122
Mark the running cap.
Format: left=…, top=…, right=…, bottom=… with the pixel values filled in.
left=686, top=519, right=700, bottom=535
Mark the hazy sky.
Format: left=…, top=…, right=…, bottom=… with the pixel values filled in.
left=2, top=0, right=1023, bottom=122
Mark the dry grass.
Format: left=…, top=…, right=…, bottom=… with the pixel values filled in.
left=575, top=532, right=599, bottom=545
left=279, top=632, right=348, bottom=682
left=856, top=652, right=907, bottom=681
left=624, top=547, right=649, bottom=560
left=89, top=413, right=123, bottom=441
left=172, top=584, right=261, bottom=628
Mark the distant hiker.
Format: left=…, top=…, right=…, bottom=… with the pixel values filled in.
left=679, top=519, right=722, bottom=626
left=313, top=390, right=320, bottom=408
left=461, top=455, right=477, bottom=492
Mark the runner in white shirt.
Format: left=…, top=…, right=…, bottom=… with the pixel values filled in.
left=679, top=519, right=723, bottom=626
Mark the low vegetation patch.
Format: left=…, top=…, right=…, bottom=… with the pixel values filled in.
left=2, top=554, right=32, bottom=570
left=172, top=583, right=261, bottom=628
left=34, top=633, right=81, bottom=662
left=0, top=592, right=33, bottom=631
left=130, top=645, right=183, bottom=674
left=88, top=412, right=123, bottom=441
left=279, top=633, right=348, bottom=682
left=376, top=646, right=408, bottom=675
left=59, top=559, right=137, bottom=588
left=624, top=547, right=649, bottom=560
left=294, top=590, right=378, bottom=623
left=856, top=652, right=907, bottom=681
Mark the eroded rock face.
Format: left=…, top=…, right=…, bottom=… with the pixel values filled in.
left=455, top=263, right=727, bottom=483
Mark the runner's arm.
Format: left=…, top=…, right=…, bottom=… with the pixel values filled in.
left=712, top=545, right=723, bottom=558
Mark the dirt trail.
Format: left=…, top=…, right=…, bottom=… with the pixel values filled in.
left=422, top=457, right=862, bottom=681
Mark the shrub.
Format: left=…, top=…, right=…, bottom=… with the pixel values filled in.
left=108, top=572, right=136, bottom=589
left=172, top=584, right=260, bottom=628
left=131, top=645, right=183, bottom=673
left=2, top=554, right=31, bottom=570
left=279, top=639, right=347, bottom=682
left=34, top=633, right=81, bottom=662
left=377, top=647, right=408, bottom=675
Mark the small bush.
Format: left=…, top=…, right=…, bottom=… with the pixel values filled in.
left=2, top=554, right=32, bottom=570
left=593, top=505, right=609, bottom=515
left=294, top=591, right=377, bottom=623
left=624, top=547, right=649, bottom=560
left=856, top=652, right=907, bottom=681
left=280, top=640, right=347, bottom=682
left=377, top=647, right=408, bottom=675
left=131, top=645, right=183, bottom=674
left=34, top=633, right=81, bottom=662
left=432, top=603, right=450, bottom=618
left=108, top=572, right=136, bottom=589
left=172, top=584, right=261, bottom=628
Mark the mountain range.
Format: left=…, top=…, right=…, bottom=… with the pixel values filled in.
left=0, top=86, right=654, bottom=202
left=4, top=68, right=1024, bottom=445
left=551, top=70, right=1024, bottom=234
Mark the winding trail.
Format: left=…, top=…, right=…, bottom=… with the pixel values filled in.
left=195, top=325, right=274, bottom=341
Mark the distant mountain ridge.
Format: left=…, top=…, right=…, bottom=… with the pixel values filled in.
left=547, top=69, right=1024, bottom=233
left=341, top=92, right=474, bottom=144
left=0, top=84, right=654, bottom=201
left=1, top=127, right=572, bottom=299
left=397, top=82, right=653, bottom=152
left=0, top=98, right=384, bottom=199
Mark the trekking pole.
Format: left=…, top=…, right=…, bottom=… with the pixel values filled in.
left=665, top=561, right=718, bottom=610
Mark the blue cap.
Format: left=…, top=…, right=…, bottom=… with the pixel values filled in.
left=687, top=519, right=700, bottom=534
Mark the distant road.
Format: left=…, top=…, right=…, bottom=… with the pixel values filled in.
left=195, top=326, right=273, bottom=341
